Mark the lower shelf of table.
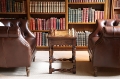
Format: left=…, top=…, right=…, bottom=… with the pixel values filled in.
left=36, top=46, right=88, bottom=51
left=49, top=68, right=76, bottom=74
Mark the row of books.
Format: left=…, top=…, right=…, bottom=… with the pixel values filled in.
left=68, top=0, right=105, bottom=2
left=30, top=17, right=65, bottom=30
left=33, top=30, right=91, bottom=47
left=0, top=0, right=26, bottom=12
left=68, top=7, right=104, bottom=23
left=34, top=32, right=48, bottom=46
left=114, top=0, right=120, bottom=7
left=30, top=1, right=65, bottom=13
left=76, top=31, right=91, bottom=46
left=113, top=14, right=120, bottom=19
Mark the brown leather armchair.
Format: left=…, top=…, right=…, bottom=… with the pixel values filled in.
left=88, top=19, right=120, bottom=76
left=0, top=19, right=36, bottom=76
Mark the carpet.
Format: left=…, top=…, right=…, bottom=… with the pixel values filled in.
left=0, top=51, right=120, bottom=79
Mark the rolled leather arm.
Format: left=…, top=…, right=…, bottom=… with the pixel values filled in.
left=103, top=26, right=120, bottom=37
left=0, top=26, right=19, bottom=37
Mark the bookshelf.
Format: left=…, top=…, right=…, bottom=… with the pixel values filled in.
left=66, top=0, right=108, bottom=50
left=0, top=0, right=28, bottom=19
left=111, top=0, right=120, bottom=19
left=0, top=0, right=109, bottom=51
left=29, top=0, right=66, bottom=50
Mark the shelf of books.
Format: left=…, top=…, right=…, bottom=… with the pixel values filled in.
left=29, top=0, right=66, bottom=50
left=0, top=0, right=109, bottom=51
left=111, top=0, right=120, bottom=19
left=68, top=0, right=107, bottom=23
left=29, top=0, right=108, bottom=51
left=0, top=0, right=27, bottom=18
left=67, top=0, right=108, bottom=50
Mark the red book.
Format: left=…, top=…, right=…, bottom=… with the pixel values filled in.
left=37, top=18, right=40, bottom=30
left=83, top=8, right=86, bottom=22
left=94, top=11, right=98, bottom=22
left=33, top=18, right=35, bottom=30
left=85, top=8, right=89, bottom=22
left=50, top=17, right=54, bottom=29
left=62, top=18, right=65, bottom=30
left=53, top=17, right=56, bottom=30
left=60, top=18, right=63, bottom=30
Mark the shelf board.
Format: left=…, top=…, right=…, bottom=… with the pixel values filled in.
left=0, top=12, right=26, bottom=14
left=68, top=2, right=105, bottom=4
left=37, top=46, right=49, bottom=48
left=114, top=7, right=120, bottom=9
left=68, top=22, right=96, bottom=24
left=30, top=12, right=66, bottom=15
left=32, top=30, right=50, bottom=32
left=36, top=46, right=88, bottom=51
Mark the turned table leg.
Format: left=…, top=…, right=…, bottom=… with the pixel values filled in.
left=49, top=45, right=53, bottom=74
left=72, top=45, right=76, bottom=74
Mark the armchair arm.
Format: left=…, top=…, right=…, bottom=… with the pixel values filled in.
left=20, top=19, right=35, bottom=38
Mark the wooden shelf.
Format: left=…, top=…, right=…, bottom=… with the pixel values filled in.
left=68, top=22, right=96, bottom=24
left=111, top=0, right=120, bottom=19
left=32, top=30, right=50, bottom=32
left=36, top=46, right=88, bottom=51
left=0, top=12, right=26, bottom=14
left=114, top=7, right=120, bottom=9
left=68, top=2, right=105, bottom=4
left=30, top=12, right=66, bottom=15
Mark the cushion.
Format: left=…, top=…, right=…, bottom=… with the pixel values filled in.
left=8, top=26, right=19, bottom=37
left=0, top=26, right=19, bottom=37
left=103, top=26, right=120, bottom=37
left=0, top=26, right=8, bottom=37
left=113, top=26, right=120, bottom=37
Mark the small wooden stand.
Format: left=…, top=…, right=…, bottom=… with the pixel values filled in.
left=47, top=30, right=77, bottom=74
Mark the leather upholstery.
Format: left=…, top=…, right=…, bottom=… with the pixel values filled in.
left=88, top=19, right=120, bottom=76
left=103, top=26, right=120, bottom=37
left=0, top=19, right=36, bottom=76
left=0, top=26, right=19, bottom=37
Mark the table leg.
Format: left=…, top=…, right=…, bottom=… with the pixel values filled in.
left=49, top=45, right=53, bottom=74
left=72, top=46, right=76, bottom=74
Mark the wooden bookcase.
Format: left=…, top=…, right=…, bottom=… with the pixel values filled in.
left=67, top=0, right=108, bottom=51
left=29, top=0, right=66, bottom=51
left=0, top=0, right=109, bottom=51
left=0, top=0, right=28, bottom=19
left=111, top=0, right=120, bottom=19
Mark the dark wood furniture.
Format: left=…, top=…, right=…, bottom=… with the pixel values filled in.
left=47, top=35, right=77, bottom=74
left=111, top=0, right=120, bottom=19
left=88, top=19, right=120, bottom=76
left=0, top=0, right=110, bottom=51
